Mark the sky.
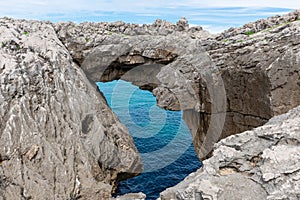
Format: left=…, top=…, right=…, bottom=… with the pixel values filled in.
left=0, top=1, right=299, bottom=33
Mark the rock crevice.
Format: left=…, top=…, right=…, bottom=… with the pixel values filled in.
left=1, top=10, right=300, bottom=199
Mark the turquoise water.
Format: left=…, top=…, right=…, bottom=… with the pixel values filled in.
left=97, top=80, right=201, bottom=200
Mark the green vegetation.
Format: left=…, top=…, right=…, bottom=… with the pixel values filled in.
left=245, top=31, right=254, bottom=36
left=85, top=37, right=89, bottom=42
left=263, top=21, right=291, bottom=32
left=264, top=27, right=273, bottom=32
left=297, top=17, right=300, bottom=21
left=23, top=31, right=29, bottom=35
left=264, top=24, right=281, bottom=32
left=1, top=42, right=6, bottom=48
left=109, top=31, right=113, bottom=35
left=121, top=34, right=129, bottom=38
left=237, top=39, right=243, bottom=43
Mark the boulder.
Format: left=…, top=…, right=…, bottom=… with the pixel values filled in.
left=160, top=105, right=300, bottom=200
left=0, top=18, right=142, bottom=199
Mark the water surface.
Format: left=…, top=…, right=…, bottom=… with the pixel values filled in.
left=97, top=80, right=202, bottom=199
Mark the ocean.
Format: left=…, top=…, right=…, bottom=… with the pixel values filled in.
left=97, top=80, right=202, bottom=200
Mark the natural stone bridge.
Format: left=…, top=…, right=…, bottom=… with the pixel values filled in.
left=56, top=18, right=300, bottom=159
left=0, top=10, right=300, bottom=199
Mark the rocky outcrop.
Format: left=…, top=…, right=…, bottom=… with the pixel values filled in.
left=0, top=18, right=142, bottom=199
left=200, top=10, right=300, bottom=157
left=111, top=192, right=146, bottom=200
left=1, top=10, right=300, bottom=199
left=54, top=17, right=209, bottom=65
left=54, top=28, right=227, bottom=159
left=160, top=105, right=300, bottom=200
left=54, top=10, right=300, bottom=159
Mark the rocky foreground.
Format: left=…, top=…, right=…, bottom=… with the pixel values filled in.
left=160, top=105, right=300, bottom=200
left=0, top=10, right=299, bottom=200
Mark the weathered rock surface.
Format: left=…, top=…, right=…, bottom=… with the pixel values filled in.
left=160, top=105, right=300, bottom=200
left=200, top=10, right=300, bottom=157
left=56, top=30, right=227, bottom=159
left=1, top=10, right=300, bottom=200
left=0, top=18, right=142, bottom=199
left=54, top=10, right=300, bottom=159
left=54, top=17, right=210, bottom=65
left=111, top=192, right=146, bottom=200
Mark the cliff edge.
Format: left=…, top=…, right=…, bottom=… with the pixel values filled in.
left=160, top=105, right=300, bottom=200
left=0, top=19, right=142, bottom=199
left=0, top=10, right=299, bottom=200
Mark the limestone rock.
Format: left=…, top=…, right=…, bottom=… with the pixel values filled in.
left=176, top=17, right=189, bottom=31
left=0, top=18, right=142, bottom=199
left=160, top=105, right=300, bottom=200
left=1, top=10, right=300, bottom=199
left=55, top=10, right=300, bottom=160
left=111, top=192, right=146, bottom=200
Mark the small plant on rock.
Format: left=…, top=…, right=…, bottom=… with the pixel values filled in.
left=245, top=31, right=254, bottom=36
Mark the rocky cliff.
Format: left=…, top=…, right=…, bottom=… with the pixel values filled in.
left=160, top=105, right=300, bottom=200
left=54, top=10, right=300, bottom=159
left=0, top=10, right=300, bottom=200
left=0, top=18, right=142, bottom=199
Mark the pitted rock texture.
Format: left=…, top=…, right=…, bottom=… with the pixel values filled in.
left=1, top=10, right=300, bottom=199
left=111, top=192, right=146, bottom=200
left=196, top=13, right=300, bottom=159
left=54, top=17, right=210, bottom=65
left=160, top=105, right=300, bottom=200
left=58, top=32, right=227, bottom=159
left=0, top=18, right=142, bottom=199
left=54, top=10, right=300, bottom=159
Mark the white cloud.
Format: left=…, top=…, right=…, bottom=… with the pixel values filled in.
left=0, top=0, right=298, bottom=33
left=178, top=0, right=299, bottom=9
left=0, top=0, right=298, bottom=14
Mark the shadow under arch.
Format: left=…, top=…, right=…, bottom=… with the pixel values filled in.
left=81, top=35, right=227, bottom=164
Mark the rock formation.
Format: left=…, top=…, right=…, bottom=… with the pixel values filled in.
left=0, top=18, right=142, bottom=199
left=160, top=105, right=300, bottom=200
left=54, top=10, right=300, bottom=159
left=0, top=10, right=300, bottom=200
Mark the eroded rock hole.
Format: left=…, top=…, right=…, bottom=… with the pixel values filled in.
left=97, top=80, right=201, bottom=200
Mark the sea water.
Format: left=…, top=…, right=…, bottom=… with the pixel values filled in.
left=97, top=80, right=202, bottom=200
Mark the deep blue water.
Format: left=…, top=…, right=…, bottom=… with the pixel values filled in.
left=97, top=80, right=202, bottom=200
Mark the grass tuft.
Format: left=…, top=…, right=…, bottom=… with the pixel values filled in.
left=245, top=31, right=254, bottom=36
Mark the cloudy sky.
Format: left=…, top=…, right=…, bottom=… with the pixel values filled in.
left=0, top=1, right=299, bottom=33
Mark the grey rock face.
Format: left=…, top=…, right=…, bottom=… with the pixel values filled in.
left=61, top=32, right=227, bottom=159
left=217, top=10, right=300, bottom=40
left=0, top=18, right=142, bottom=199
left=111, top=192, right=146, bottom=200
left=160, top=105, right=300, bottom=200
left=197, top=11, right=300, bottom=158
left=54, top=10, right=300, bottom=160
left=1, top=10, right=300, bottom=199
